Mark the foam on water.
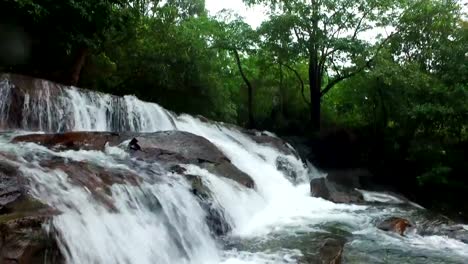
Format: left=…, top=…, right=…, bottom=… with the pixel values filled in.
left=0, top=138, right=219, bottom=264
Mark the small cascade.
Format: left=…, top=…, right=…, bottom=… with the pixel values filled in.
left=1, top=74, right=468, bottom=264
left=0, top=74, right=176, bottom=132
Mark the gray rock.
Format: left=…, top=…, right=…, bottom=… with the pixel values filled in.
left=301, top=237, right=346, bottom=264
left=310, top=177, right=364, bottom=204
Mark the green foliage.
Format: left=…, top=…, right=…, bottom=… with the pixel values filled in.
left=321, top=1, right=467, bottom=212
left=417, top=166, right=451, bottom=186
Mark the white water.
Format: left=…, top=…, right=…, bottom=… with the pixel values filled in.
left=1, top=76, right=468, bottom=263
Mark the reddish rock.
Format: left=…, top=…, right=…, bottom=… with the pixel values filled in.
left=378, top=217, right=413, bottom=236
left=12, top=132, right=122, bottom=151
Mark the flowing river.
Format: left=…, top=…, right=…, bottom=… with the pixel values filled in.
left=1, top=74, right=468, bottom=263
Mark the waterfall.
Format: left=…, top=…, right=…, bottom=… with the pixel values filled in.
left=1, top=74, right=468, bottom=264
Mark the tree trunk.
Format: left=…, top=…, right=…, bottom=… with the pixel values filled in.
left=309, top=53, right=321, bottom=132
left=309, top=0, right=321, bottom=132
left=69, top=47, right=89, bottom=86
left=279, top=63, right=285, bottom=117
left=232, top=49, right=255, bottom=128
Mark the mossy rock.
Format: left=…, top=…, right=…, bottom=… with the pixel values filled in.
left=0, top=196, right=49, bottom=226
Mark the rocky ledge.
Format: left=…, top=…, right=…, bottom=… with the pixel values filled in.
left=1, top=130, right=263, bottom=262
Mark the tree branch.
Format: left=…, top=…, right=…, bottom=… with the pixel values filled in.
left=351, top=11, right=369, bottom=41
left=232, top=49, right=252, bottom=92
left=320, top=32, right=398, bottom=97
left=281, top=62, right=310, bottom=105
left=320, top=67, right=363, bottom=97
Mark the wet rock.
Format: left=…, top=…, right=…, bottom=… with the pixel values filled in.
left=199, top=162, right=254, bottom=188
left=13, top=130, right=255, bottom=187
left=445, top=227, right=468, bottom=244
left=42, top=158, right=141, bottom=211
left=131, top=131, right=255, bottom=188
left=12, top=132, right=122, bottom=151
left=9, top=130, right=253, bottom=239
left=276, top=156, right=298, bottom=182
left=416, top=214, right=468, bottom=244
left=184, top=175, right=231, bottom=236
left=377, top=217, right=413, bottom=236
left=0, top=214, right=63, bottom=264
left=326, top=169, right=372, bottom=189
left=0, top=160, right=24, bottom=211
left=301, top=237, right=346, bottom=264
left=319, top=238, right=345, bottom=264
left=281, top=136, right=313, bottom=162
left=244, top=130, right=297, bottom=157
left=0, top=191, right=62, bottom=263
left=310, top=178, right=364, bottom=204
left=309, top=169, right=375, bottom=204
left=132, top=131, right=229, bottom=164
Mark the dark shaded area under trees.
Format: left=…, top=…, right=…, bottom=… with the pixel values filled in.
left=0, top=0, right=467, bottom=219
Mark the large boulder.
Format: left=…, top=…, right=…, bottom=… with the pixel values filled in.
left=309, top=169, right=377, bottom=204
left=125, top=131, right=255, bottom=188
left=241, top=129, right=298, bottom=157
left=12, top=131, right=255, bottom=188
left=310, top=178, right=364, bottom=204
left=416, top=214, right=468, bottom=244
left=326, top=169, right=372, bottom=189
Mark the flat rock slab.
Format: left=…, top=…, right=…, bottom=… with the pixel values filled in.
left=12, top=131, right=255, bottom=189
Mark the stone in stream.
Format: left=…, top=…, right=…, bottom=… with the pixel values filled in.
left=0, top=157, right=63, bottom=263
left=0, top=158, right=24, bottom=211
left=319, top=238, right=345, bottom=264
left=310, top=177, right=364, bottom=204
left=301, top=237, right=346, bottom=264
left=275, top=156, right=298, bottom=182
left=184, top=174, right=231, bottom=236
left=242, top=129, right=298, bottom=157
left=416, top=213, right=468, bottom=244
left=377, top=217, right=413, bottom=236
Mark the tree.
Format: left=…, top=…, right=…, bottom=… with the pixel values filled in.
left=245, top=0, right=403, bottom=131
left=212, top=14, right=259, bottom=128
left=0, top=0, right=136, bottom=85
left=322, top=0, right=467, bottom=214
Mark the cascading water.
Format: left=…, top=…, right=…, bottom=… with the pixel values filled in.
left=1, top=74, right=468, bottom=263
